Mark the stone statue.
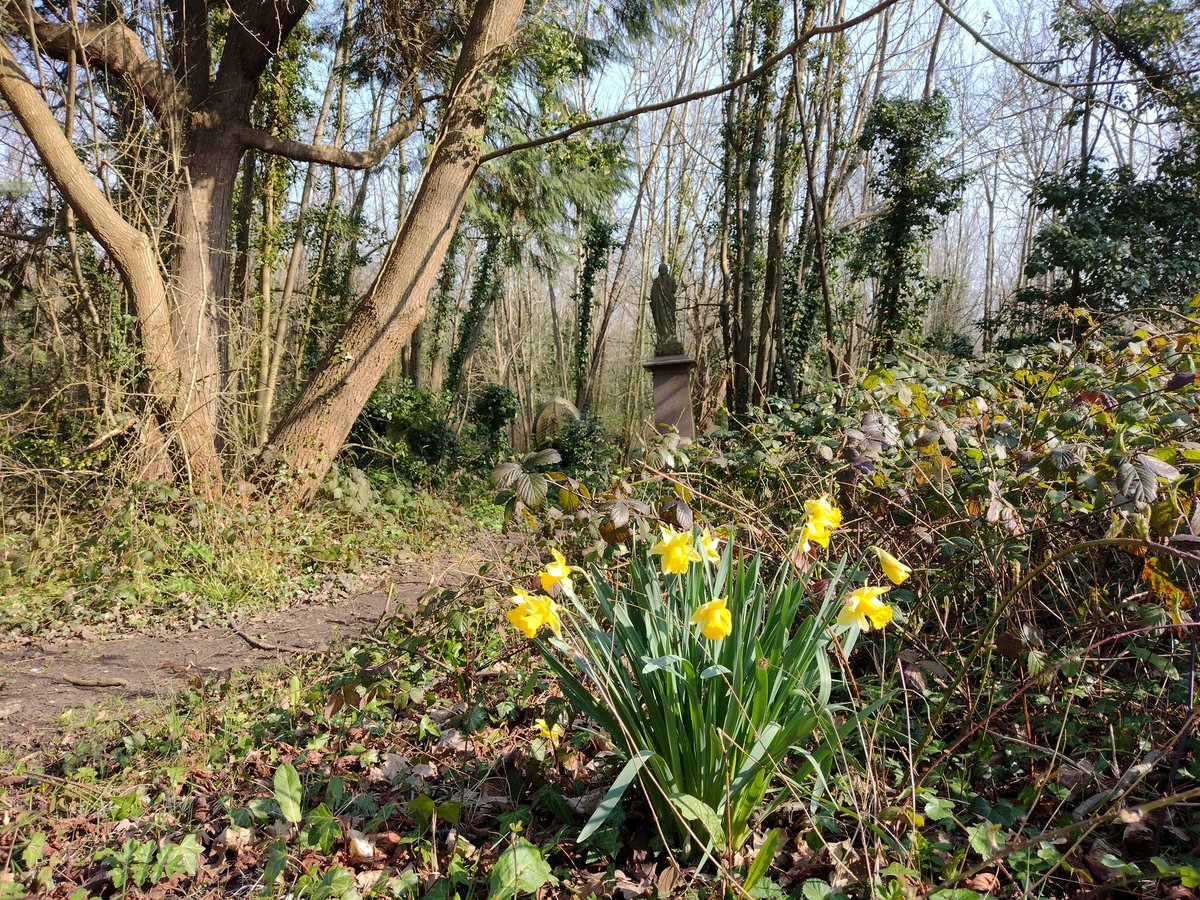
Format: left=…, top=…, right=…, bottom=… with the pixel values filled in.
left=649, top=262, right=683, bottom=356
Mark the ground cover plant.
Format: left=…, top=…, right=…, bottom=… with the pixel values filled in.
left=3, top=314, right=1200, bottom=899
left=0, top=468, right=501, bottom=642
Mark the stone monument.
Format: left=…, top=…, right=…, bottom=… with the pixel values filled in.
left=643, top=262, right=696, bottom=439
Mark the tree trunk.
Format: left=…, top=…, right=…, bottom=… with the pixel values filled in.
left=753, top=78, right=796, bottom=407
left=264, top=0, right=525, bottom=504
left=0, top=34, right=222, bottom=485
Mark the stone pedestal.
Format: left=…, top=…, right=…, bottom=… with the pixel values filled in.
left=643, top=354, right=696, bottom=439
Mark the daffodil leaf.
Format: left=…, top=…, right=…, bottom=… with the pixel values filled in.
left=700, top=664, right=731, bottom=680
left=728, top=722, right=782, bottom=798
left=641, top=655, right=684, bottom=674
left=744, top=828, right=780, bottom=893
left=577, top=750, right=655, bottom=844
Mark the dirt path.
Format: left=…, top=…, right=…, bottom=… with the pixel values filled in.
left=0, top=543, right=505, bottom=746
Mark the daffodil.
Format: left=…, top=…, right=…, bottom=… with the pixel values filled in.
left=837, top=585, right=893, bottom=631
left=690, top=596, right=732, bottom=640
left=798, top=495, right=843, bottom=554
left=506, top=586, right=561, bottom=638
left=700, top=528, right=722, bottom=564
left=871, top=546, right=911, bottom=585
left=538, top=549, right=575, bottom=597
left=535, top=717, right=564, bottom=748
left=651, top=526, right=703, bottom=575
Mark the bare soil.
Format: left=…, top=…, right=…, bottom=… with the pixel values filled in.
left=0, top=541, right=508, bottom=748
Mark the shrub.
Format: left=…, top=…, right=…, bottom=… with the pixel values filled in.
left=548, top=415, right=614, bottom=478
left=352, top=381, right=459, bottom=477
left=468, top=383, right=520, bottom=443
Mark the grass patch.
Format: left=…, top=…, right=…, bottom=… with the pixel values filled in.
left=0, top=472, right=504, bottom=643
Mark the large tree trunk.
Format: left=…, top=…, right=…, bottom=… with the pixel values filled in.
left=0, top=34, right=223, bottom=486
left=169, top=131, right=246, bottom=474
left=264, top=0, right=525, bottom=505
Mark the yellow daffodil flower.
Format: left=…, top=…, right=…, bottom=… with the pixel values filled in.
left=837, top=585, right=893, bottom=631
left=700, top=528, right=722, bottom=564
left=535, top=717, right=564, bottom=748
left=506, top=586, right=561, bottom=638
left=651, top=526, right=703, bottom=575
left=871, top=546, right=911, bottom=585
left=538, top=549, right=575, bottom=597
left=798, top=495, right=843, bottom=554
left=690, top=596, right=732, bottom=640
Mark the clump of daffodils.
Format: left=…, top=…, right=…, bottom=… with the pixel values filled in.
left=499, top=501, right=912, bottom=856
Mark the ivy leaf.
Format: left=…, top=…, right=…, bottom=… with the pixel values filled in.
left=263, top=838, right=287, bottom=888
left=488, top=838, right=553, bottom=899
left=299, top=802, right=340, bottom=853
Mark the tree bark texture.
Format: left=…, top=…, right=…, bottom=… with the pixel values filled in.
left=264, top=0, right=525, bottom=505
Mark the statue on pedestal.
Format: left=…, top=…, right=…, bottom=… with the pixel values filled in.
left=649, top=262, right=684, bottom=357
left=644, top=261, right=695, bottom=438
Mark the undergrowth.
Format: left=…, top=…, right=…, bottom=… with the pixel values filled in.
left=0, top=467, right=502, bottom=642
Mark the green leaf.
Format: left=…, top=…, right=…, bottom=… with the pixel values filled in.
left=641, top=654, right=684, bottom=674
left=744, top=828, right=780, bottom=892
left=263, top=838, right=288, bottom=890
left=800, top=880, right=832, bottom=900
left=514, top=472, right=548, bottom=508
left=700, top=664, right=731, bottom=679
left=21, top=832, right=47, bottom=870
left=488, top=838, right=553, bottom=899
left=577, top=750, right=655, bottom=843
left=300, top=802, right=341, bottom=853
left=668, top=793, right=726, bottom=850
left=157, top=835, right=202, bottom=880
left=408, top=794, right=436, bottom=828
left=923, top=797, right=956, bottom=822
left=967, top=821, right=1005, bottom=858
left=273, top=763, right=303, bottom=824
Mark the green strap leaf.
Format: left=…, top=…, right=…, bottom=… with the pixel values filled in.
left=744, top=828, right=781, bottom=892
left=577, top=750, right=655, bottom=843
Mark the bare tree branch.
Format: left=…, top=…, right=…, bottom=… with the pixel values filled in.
left=479, top=0, right=903, bottom=164
left=235, top=104, right=426, bottom=169
left=3, top=0, right=177, bottom=117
